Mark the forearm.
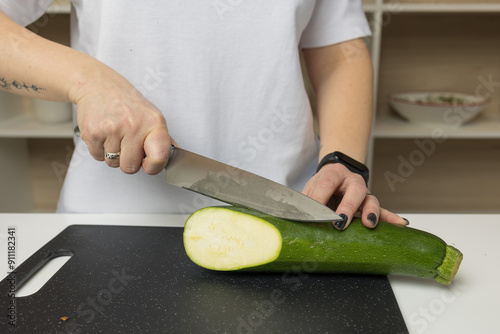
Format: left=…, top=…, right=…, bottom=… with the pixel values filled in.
left=0, top=10, right=108, bottom=103
left=303, top=38, right=374, bottom=163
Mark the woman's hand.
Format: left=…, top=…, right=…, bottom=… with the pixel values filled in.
left=71, top=65, right=172, bottom=175
left=302, top=163, right=408, bottom=230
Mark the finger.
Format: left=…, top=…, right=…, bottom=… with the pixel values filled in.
left=379, top=208, right=409, bottom=226
left=119, top=136, right=144, bottom=174
left=359, top=194, right=381, bottom=229
left=333, top=178, right=367, bottom=230
left=80, top=128, right=105, bottom=162
left=103, top=136, right=122, bottom=168
left=302, top=166, right=343, bottom=205
left=142, top=125, right=171, bottom=175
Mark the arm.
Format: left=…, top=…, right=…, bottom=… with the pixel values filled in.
left=0, top=10, right=171, bottom=174
left=301, top=38, right=407, bottom=229
left=303, top=38, right=372, bottom=162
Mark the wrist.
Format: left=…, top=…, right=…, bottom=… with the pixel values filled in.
left=67, top=56, right=115, bottom=104
left=67, top=60, right=95, bottom=104
left=316, top=151, right=369, bottom=185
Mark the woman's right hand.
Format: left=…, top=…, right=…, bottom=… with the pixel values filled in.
left=70, top=64, right=172, bottom=175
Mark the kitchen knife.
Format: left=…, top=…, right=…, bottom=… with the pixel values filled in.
left=165, top=145, right=342, bottom=222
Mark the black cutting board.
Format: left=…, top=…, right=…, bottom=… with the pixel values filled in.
left=0, top=225, right=408, bottom=334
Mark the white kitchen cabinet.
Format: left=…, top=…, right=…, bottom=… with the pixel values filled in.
left=1, top=0, right=499, bottom=212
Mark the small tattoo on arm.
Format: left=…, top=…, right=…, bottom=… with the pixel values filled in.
left=12, top=80, right=23, bottom=89
left=0, top=76, right=45, bottom=93
left=0, top=77, right=10, bottom=90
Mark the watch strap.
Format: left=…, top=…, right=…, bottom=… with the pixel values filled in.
left=316, top=151, right=369, bottom=185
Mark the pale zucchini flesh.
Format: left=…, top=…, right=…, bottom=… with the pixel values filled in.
left=183, top=207, right=282, bottom=270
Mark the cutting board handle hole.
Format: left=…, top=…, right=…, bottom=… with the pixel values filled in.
left=16, top=250, right=73, bottom=298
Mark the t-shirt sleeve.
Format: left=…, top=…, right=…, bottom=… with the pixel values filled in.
left=300, top=0, right=371, bottom=49
left=0, top=0, right=53, bottom=26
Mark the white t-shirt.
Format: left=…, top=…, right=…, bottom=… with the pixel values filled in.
left=1, top=0, right=370, bottom=213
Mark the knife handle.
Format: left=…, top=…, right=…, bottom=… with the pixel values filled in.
left=73, top=125, right=81, bottom=137
left=168, top=144, right=176, bottom=165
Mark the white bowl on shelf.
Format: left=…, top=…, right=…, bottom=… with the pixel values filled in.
left=389, top=92, right=490, bottom=126
left=32, top=99, right=72, bottom=123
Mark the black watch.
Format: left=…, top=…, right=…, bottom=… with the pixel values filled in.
left=316, top=151, right=369, bottom=185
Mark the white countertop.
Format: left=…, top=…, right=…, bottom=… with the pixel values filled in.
left=1, top=213, right=498, bottom=334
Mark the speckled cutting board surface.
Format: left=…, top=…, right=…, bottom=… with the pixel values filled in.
left=0, top=225, right=408, bottom=334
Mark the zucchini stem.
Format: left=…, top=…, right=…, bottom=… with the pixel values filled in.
left=435, top=245, right=463, bottom=285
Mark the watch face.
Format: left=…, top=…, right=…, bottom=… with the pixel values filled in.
left=336, top=152, right=368, bottom=172
left=316, top=152, right=369, bottom=185
left=316, top=151, right=370, bottom=184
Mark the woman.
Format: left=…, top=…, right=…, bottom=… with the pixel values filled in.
left=0, top=0, right=407, bottom=229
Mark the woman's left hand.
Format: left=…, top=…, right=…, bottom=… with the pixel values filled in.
left=302, top=163, right=408, bottom=230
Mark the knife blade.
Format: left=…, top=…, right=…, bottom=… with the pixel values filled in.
left=165, top=145, right=342, bottom=222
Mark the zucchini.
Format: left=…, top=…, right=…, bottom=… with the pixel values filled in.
left=183, top=206, right=462, bottom=285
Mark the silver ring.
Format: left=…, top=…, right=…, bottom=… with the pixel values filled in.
left=105, top=151, right=121, bottom=160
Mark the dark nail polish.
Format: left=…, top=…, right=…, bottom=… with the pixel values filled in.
left=334, top=214, right=348, bottom=230
left=403, top=218, right=410, bottom=225
left=368, top=213, right=377, bottom=226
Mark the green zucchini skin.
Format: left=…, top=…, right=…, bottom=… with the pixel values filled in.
left=185, top=206, right=462, bottom=284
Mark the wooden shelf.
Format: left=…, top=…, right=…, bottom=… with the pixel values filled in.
left=382, top=3, right=500, bottom=12
left=0, top=114, right=73, bottom=139
left=374, top=114, right=500, bottom=138
left=42, top=1, right=391, bottom=15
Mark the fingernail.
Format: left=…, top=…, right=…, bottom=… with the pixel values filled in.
left=403, top=218, right=410, bottom=225
left=368, top=213, right=377, bottom=226
left=334, top=214, right=348, bottom=230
